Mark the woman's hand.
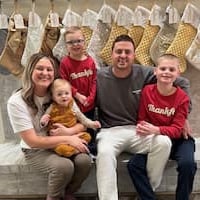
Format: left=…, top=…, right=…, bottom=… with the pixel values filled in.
left=67, top=133, right=89, bottom=153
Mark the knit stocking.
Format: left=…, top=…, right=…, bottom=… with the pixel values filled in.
left=21, top=11, right=44, bottom=67
left=150, top=5, right=180, bottom=63
left=40, top=11, right=60, bottom=57
left=53, top=9, right=82, bottom=61
left=186, top=24, right=200, bottom=70
left=0, top=13, right=27, bottom=77
left=0, top=29, right=10, bottom=75
left=87, top=4, right=116, bottom=68
left=100, top=23, right=128, bottom=65
left=166, top=3, right=199, bottom=72
left=100, top=5, right=134, bottom=65
left=128, top=6, right=150, bottom=48
left=81, top=9, right=98, bottom=48
left=135, top=5, right=164, bottom=66
left=135, top=20, right=160, bottom=66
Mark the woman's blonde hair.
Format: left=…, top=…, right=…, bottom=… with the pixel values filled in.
left=21, top=52, right=58, bottom=114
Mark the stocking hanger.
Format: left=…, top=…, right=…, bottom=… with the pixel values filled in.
left=67, top=0, right=71, bottom=10
left=14, top=0, right=19, bottom=13
left=168, top=0, right=173, bottom=5
left=32, top=0, right=36, bottom=12
left=50, top=0, right=55, bottom=12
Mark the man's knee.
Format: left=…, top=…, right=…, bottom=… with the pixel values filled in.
left=154, top=135, right=172, bottom=152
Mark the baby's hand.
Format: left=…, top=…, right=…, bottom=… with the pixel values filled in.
left=75, top=93, right=87, bottom=105
left=83, top=100, right=89, bottom=107
left=93, top=120, right=101, bottom=129
left=40, top=114, right=50, bottom=127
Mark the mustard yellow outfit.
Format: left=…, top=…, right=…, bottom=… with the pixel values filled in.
left=46, top=99, right=92, bottom=157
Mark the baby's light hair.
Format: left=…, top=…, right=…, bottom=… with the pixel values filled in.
left=51, top=78, right=71, bottom=93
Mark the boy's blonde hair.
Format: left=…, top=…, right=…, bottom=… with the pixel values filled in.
left=156, top=53, right=180, bottom=69
left=64, top=26, right=84, bottom=39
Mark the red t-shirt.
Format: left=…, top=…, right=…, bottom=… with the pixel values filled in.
left=59, top=55, right=97, bottom=113
left=138, top=84, right=189, bottom=138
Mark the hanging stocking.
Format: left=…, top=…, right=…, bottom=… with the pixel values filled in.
left=0, top=12, right=10, bottom=75
left=21, top=9, right=44, bottom=67
left=128, top=6, right=150, bottom=48
left=81, top=9, right=98, bottom=48
left=0, top=29, right=10, bottom=75
left=166, top=3, right=199, bottom=73
left=150, top=5, right=180, bottom=63
left=100, top=5, right=134, bottom=65
left=52, top=9, right=82, bottom=61
left=135, top=5, right=164, bottom=66
left=0, top=13, right=27, bottom=77
left=40, top=10, right=60, bottom=57
left=186, top=24, right=200, bottom=70
left=87, top=4, right=116, bottom=68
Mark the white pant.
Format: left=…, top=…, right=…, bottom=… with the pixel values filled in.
left=96, top=125, right=171, bottom=200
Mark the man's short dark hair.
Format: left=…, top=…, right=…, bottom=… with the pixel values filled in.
left=111, top=34, right=135, bottom=50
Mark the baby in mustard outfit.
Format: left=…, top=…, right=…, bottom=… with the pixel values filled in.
left=40, top=78, right=101, bottom=157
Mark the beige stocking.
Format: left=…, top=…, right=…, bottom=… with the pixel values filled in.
left=135, top=5, right=165, bottom=66
left=166, top=3, right=199, bottom=72
left=128, top=25, right=144, bottom=48
left=150, top=7, right=180, bottom=63
left=135, top=20, right=160, bottom=66
left=87, top=4, right=116, bottom=68
left=166, top=22, right=197, bottom=72
left=100, top=5, right=134, bottom=65
left=186, top=25, right=200, bottom=70
left=40, top=12, right=60, bottom=57
left=100, top=23, right=128, bottom=65
left=0, top=29, right=10, bottom=75
left=0, top=14, right=27, bottom=77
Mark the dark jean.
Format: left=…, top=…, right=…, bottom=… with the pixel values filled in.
left=84, top=108, right=99, bottom=155
left=127, top=137, right=197, bottom=200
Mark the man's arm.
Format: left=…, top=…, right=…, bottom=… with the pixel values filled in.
left=174, top=77, right=192, bottom=112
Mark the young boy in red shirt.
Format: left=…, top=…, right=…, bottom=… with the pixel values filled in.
left=59, top=26, right=98, bottom=155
